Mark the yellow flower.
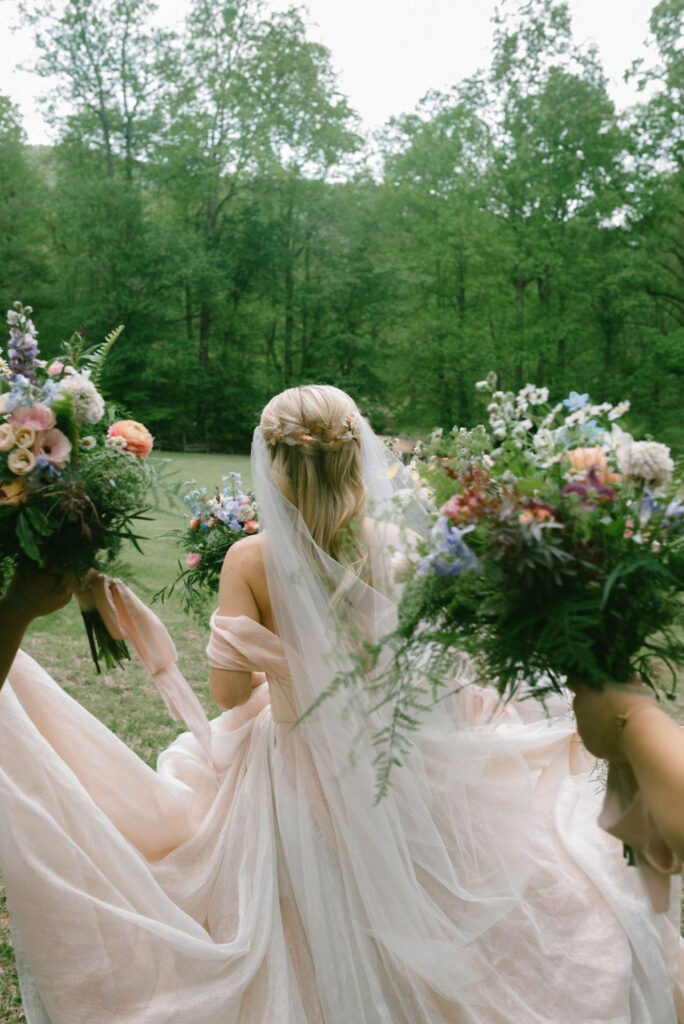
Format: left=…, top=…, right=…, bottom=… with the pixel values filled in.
left=8, top=446, right=36, bottom=476
left=0, top=477, right=28, bottom=506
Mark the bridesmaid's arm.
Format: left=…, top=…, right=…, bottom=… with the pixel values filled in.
left=209, top=541, right=263, bottom=710
left=0, top=566, right=73, bottom=688
left=572, top=683, right=684, bottom=860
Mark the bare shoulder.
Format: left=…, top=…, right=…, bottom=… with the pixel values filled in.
left=222, top=533, right=264, bottom=571
left=218, top=535, right=265, bottom=620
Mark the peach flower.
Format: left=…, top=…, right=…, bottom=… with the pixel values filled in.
left=8, top=447, right=36, bottom=475
left=566, top=445, right=619, bottom=486
left=0, top=423, right=15, bottom=451
left=10, top=402, right=56, bottom=434
left=0, top=477, right=28, bottom=505
left=245, top=520, right=259, bottom=534
left=37, top=428, right=72, bottom=468
left=519, top=507, right=554, bottom=525
left=107, top=420, right=153, bottom=459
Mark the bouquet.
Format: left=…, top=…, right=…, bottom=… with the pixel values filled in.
left=0, top=301, right=158, bottom=670
left=157, top=472, right=258, bottom=618
left=399, top=376, right=684, bottom=698
left=341, top=377, right=683, bottom=796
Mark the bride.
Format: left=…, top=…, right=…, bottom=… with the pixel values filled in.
left=0, top=384, right=682, bottom=1024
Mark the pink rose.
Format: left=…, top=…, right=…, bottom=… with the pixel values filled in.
left=10, top=402, right=56, bottom=434
left=36, top=428, right=72, bottom=468
left=186, top=552, right=201, bottom=569
left=47, top=361, right=64, bottom=376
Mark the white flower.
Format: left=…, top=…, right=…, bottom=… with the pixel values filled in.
left=528, top=386, right=549, bottom=405
left=619, top=441, right=674, bottom=486
left=608, top=401, right=630, bottom=421
left=59, top=372, right=105, bottom=424
left=515, top=396, right=529, bottom=412
left=541, top=403, right=563, bottom=428
left=565, top=407, right=592, bottom=427
left=493, top=426, right=507, bottom=440
left=6, top=310, right=21, bottom=326
left=106, top=435, right=128, bottom=451
left=79, top=436, right=97, bottom=450
left=589, top=402, right=612, bottom=416
left=430, top=426, right=443, bottom=441
left=602, top=423, right=633, bottom=455
left=475, top=379, right=490, bottom=391
left=533, top=428, right=554, bottom=451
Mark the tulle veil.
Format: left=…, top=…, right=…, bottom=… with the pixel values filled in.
left=250, top=416, right=542, bottom=1007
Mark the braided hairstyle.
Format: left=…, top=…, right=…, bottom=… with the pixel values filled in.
left=260, top=385, right=367, bottom=573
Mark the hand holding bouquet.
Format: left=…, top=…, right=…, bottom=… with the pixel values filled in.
left=0, top=301, right=157, bottom=670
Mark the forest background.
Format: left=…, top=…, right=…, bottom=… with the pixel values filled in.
left=1, top=0, right=683, bottom=452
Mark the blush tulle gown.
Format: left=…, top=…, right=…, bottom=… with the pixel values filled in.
left=1, top=420, right=683, bottom=1023
left=1, top=619, right=682, bottom=1024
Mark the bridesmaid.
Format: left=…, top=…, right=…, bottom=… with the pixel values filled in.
left=0, top=565, right=72, bottom=687
left=572, top=679, right=684, bottom=859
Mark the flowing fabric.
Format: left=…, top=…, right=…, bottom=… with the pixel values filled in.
left=0, top=420, right=682, bottom=1023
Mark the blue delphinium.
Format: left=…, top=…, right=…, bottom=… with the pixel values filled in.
left=419, top=517, right=478, bottom=578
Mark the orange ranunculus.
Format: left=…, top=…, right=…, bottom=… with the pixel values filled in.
left=519, top=507, right=554, bottom=525
left=107, top=420, right=154, bottom=459
left=566, top=445, right=620, bottom=486
left=0, top=477, right=28, bottom=506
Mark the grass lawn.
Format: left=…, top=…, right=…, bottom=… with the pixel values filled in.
left=0, top=449, right=682, bottom=1021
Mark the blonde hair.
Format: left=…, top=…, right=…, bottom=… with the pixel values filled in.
left=260, top=385, right=367, bottom=573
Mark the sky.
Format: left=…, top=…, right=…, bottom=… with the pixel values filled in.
left=0, top=0, right=661, bottom=145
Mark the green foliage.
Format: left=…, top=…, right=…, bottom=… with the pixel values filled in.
left=0, top=0, right=681, bottom=451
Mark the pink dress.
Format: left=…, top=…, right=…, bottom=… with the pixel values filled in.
left=0, top=612, right=682, bottom=1023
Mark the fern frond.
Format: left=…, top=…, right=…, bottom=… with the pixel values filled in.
left=82, top=324, right=125, bottom=387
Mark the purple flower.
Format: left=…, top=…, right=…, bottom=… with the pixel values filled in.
left=561, top=468, right=616, bottom=506
left=7, top=308, right=40, bottom=380
left=419, top=518, right=479, bottom=578
left=664, top=499, right=684, bottom=524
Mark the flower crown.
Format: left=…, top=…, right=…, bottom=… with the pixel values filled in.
left=263, top=412, right=361, bottom=452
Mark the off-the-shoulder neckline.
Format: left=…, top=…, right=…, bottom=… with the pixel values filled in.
left=210, top=612, right=280, bottom=641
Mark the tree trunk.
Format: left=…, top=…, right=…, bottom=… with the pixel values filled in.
left=284, top=255, right=295, bottom=385
left=199, top=302, right=210, bottom=369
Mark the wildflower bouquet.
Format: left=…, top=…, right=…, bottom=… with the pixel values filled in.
left=0, top=301, right=157, bottom=669
left=395, top=376, right=684, bottom=703
left=157, top=473, right=258, bottom=618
